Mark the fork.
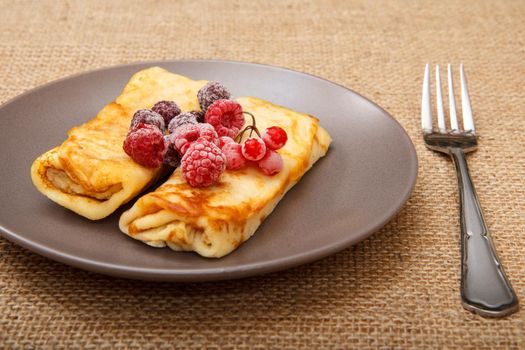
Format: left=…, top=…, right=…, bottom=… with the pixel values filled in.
left=421, top=64, right=518, bottom=317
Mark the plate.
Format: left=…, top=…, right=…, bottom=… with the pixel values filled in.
left=0, top=60, right=417, bottom=281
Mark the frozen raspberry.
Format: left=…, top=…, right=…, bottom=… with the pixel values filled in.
left=130, top=109, right=165, bottom=132
left=218, top=136, right=235, bottom=149
left=172, top=123, right=218, bottom=155
left=222, top=142, right=247, bottom=170
left=204, top=99, right=245, bottom=138
left=163, top=134, right=181, bottom=168
left=262, top=126, right=288, bottom=150
left=167, top=112, right=199, bottom=133
left=241, top=137, right=266, bottom=161
left=152, top=100, right=181, bottom=125
left=197, top=82, right=231, bottom=112
left=258, top=150, right=283, bottom=176
left=123, top=123, right=165, bottom=168
left=181, top=140, right=226, bottom=187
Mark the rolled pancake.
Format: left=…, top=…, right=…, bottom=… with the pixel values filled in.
left=31, top=67, right=207, bottom=220
left=119, top=97, right=332, bottom=258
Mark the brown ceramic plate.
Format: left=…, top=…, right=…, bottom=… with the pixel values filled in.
left=0, top=60, right=417, bottom=281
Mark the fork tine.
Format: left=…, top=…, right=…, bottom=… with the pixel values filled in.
left=447, top=64, right=459, bottom=131
left=421, top=64, right=432, bottom=132
left=460, top=64, right=475, bottom=132
left=435, top=65, right=446, bottom=131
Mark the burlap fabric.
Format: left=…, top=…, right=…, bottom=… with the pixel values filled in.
left=1, top=0, right=524, bottom=348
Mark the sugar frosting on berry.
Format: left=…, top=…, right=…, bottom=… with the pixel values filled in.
left=168, top=112, right=199, bottom=134
left=172, top=123, right=219, bottom=155
left=197, top=82, right=231, bottom=112
left=130, top=109, right=165, bottom=132
left=181, top=140, right=226, bottom=187
left=205, top=99, right=245, bottom=139
left=222, top=142, right=247, bottom=170
left=152, top=100, right=181, bottom=125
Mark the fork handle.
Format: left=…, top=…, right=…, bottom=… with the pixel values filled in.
left=450, top=147, right=518, bottom=317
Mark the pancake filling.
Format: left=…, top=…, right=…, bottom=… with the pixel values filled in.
left=46, top=168, right=122, bottom=201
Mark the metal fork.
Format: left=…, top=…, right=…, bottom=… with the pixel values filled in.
left=421, top=64, right=518, bottom=317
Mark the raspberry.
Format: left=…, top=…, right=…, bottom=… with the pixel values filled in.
left=172, top=123, right=218, bottom=155
left=167, top=112, right=199, bottom=133
left=197, top=82, right=231, bottom=112
left=130, top=109, right=165, bottom=132
left=163, top=134, right=181, bottom=168
left=218, top=136, right=235, bottom=149
left=258, top=150, right=283, bottom=176
left=181, top=140, right=226, bottom=187
left=262, top=126, right=288, bottom=150
left=204, top=99, right=245, bottom=138
left=241, top=137, right=266, bottom=161
left=222, top=142, right=247, bottom=170
left=123, top=123, right=165, bottom=168
left=152, top=100, right=181, bottom=125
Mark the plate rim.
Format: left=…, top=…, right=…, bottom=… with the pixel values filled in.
left=0, top=59, right=418, bottom=281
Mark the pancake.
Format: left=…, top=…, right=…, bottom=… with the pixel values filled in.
left=119, top=96, right=332, bottom=258
left=31, top=67, right=207, bottom=220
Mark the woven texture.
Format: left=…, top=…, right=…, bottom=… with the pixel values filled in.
left=1, top=0, right=524, bottom=348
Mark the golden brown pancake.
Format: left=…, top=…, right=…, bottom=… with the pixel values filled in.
left=31, top=67, right=207, bottom=220
left=119, top=96, right=332, bottom=258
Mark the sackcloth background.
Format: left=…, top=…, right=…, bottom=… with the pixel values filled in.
left=1, top=1, right=524, bottom=348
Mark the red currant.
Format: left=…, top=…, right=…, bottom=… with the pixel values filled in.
left=258, top=150, right=283, bottom=175
left=218, top=136, right=235, bottom=149
left=222, top=142, right=247, bottom=170
left=262, top=126, right=288, bottom=150
left=241, top=137, right=267, bottom=161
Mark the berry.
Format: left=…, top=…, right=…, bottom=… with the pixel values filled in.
left=197, top=81, right=231, bottom=112
left=241, top=137, right=266, bottom=161
left=258, top=150, right=283, bottom=176
left=262, top=126, right=288, bottom=150
left=181, top=140, right=226, bottom=187
left=152, top=100, right=181, bottom=125
left=172, top=123, right=218, bottom=155
left=189, top=110, right=205, bottom=123
left=123, top=123, right=165, bottom=168
left=130, top=109, right=165, bottom=132
left=163, top=134, right=181, bottom=168
left=218, top=136, right=235, bottom=149
left=204, top=99, right=245, bottom=138
left=167, top=112, right=199, bottom=133
left=222, top=142, right=247, bottom=170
